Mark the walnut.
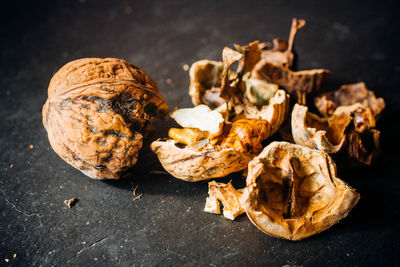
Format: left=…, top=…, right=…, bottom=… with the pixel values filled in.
left=42, top=58, right=169, bottom=179
left=241, top=142, right=360, bottom=241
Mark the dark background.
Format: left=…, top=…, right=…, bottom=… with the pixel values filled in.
left=1, top=0, right=399, bottom=266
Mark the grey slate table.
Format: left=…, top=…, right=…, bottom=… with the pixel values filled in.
left=1, top=0, right=399, bottom=266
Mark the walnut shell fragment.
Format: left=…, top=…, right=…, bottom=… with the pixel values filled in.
left=291, top=103, right=380, bottom=165
left=189, top=60, right=224, bottom=108
left=238, top=89, right=290, bottom=135
left=150, top=139, right=253, bottom=182
left=314, top=82, right=385, bottom=118
left=42, top=58, right=169, bottom=179
left=291, top=104, right=351, bottom=153
left=241, top=142, right=360, bottom=241
left=251, top=18, right=330, bottom=104
left=253, top=62, right=330, bottom=96
left=204, top=181, right=245, bottom=220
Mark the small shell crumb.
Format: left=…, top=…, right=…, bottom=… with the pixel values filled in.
left=64, top=197, right=78, bottom=208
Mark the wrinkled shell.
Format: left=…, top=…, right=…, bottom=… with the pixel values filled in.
left=150, top=139, right=253, bottom=182
left=314, top=82, right=385, bottom=118
left=43, top=58, right=169, bottom=179
left=291, top=104, right=351, bottom=153
left=241, top=142, right=360, bottom=241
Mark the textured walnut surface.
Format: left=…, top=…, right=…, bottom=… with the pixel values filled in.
left=43, top=58, right=169, bottom=179
left=242, top=142, right=360, bottom=241
left=150, top=139, right=254, bottom=182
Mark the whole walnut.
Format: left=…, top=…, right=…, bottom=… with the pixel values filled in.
left=42, top=58, right=169, bottom=179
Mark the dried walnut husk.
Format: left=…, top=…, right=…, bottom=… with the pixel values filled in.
left=314, top=82, right=385, bottom=118
left=241, top=142, right=360, bottom=241
left=42, top=58, right=169, bottom=179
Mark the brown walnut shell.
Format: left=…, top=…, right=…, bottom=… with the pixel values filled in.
left=42, top=58, right=169, bottom=179
left=253, top=61, right=330, bottom=96
left=189, top=60, right=224, bottom=107
left=241, top=141, right=360, bottom=241
left=314, top=82, right=385, bottom=118
left=291, top=104, right=351, bottom=153
left=150, top=139, right=254, bottom=182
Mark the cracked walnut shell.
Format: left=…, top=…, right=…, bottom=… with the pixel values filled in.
left=150, top=139, right=254, bottom=182
left=241, top=142, right=360, bottom=241
left=151, top=105, right=271, bottom=181
left=42, top=58, right=169, bottom=179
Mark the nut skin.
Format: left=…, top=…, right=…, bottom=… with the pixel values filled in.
left=43, top=58, right=169, bottom=179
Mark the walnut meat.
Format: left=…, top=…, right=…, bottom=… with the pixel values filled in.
left=42, top=58, right=169, bottom=179
left=241, top=142, right=360, bottom=241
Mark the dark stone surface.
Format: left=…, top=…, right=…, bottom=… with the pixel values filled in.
left=1, top=0, right=399, bottom=266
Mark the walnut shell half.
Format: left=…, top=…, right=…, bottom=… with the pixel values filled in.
left=241, top=142, right=360, bottom=241
left=150, top=139, right=254, bottom=182
left=43, top=58, right=169, bottom=179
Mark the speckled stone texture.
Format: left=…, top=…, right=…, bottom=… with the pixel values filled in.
left=0, top=0, right=399, bottom=266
